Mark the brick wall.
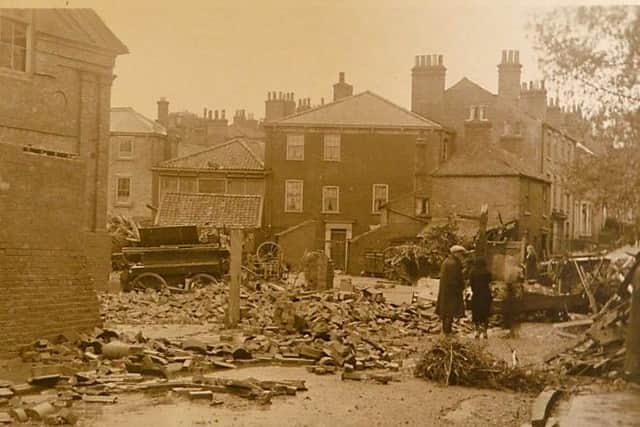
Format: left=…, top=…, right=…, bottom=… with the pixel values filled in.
left=0, top=144, right=101, bottom=357
left=265, top=130, right=442, bottom=237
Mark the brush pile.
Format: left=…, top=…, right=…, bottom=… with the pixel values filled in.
left=414, top=338, right=548, bottom=393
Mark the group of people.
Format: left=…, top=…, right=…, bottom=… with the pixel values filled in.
left=435, top=244, right=536, bottom=338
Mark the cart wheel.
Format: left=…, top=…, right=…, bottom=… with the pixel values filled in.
left=189, top=273, right=220, bottom=289
left=256, top=241, right=283, bottom=262
left=130, top=272, right=167, bottom=291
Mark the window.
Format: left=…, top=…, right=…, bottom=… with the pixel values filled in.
left=285, top=180, right=303, bottom=212
left=198, top=178, right=226, bottom=193
left=116, top=176, right=131, bottom=205
left=580, top=202, right=592, bottom=236
left=245, top=180, right=265, bottom=195
left=286, top=134, right=304, bottom=160
left=0, top=17, right=27, bottom=72
left=372, top=184, right=389, bottom=213
left=323, top=134, right=341, bottom=161
left=118, top=140, right=133, bottom=159
left=467, top=105, right=486, bottom=121
left=322, top=186, right=339, bottom=213
left=227, top=179, right=244, bottom=194
left=415, top=197, right=430, bottom=217
left=440, top=138, right=448, bottom=161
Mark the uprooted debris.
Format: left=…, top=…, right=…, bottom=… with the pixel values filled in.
left=414, top=337, right=549, bottom=393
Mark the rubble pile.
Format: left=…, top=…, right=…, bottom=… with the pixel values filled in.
left=414, top=337, right=548, bottom=393
left=548, top=294, right=631, bottom=377
left=100, top=287, right=229, bottom=325
left=0, top=330, right=308, bottom=424
left=100, top=283, right=474, bottom=374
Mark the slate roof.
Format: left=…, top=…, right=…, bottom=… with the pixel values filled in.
left=432, top=144, right=549, bottom=182
left=156, top=192, right=263, bottom=229
left=227, top=123, right=266, bottom=140
left=269, top=91, right=441, bottom=129
left=158, top=138, right=264, bottom=171
left=110, top=107, right=167, bottom=135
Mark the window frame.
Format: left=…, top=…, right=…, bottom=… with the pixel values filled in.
left=321, top=185, right=340, bottom=214
left=198, top=178, right=227, bottom=194
left=118, top=139, right=134, bottom=159
left=323, top=134, right=341, bottom=161
left=0, top=16, right=29, bottom=74
left=286, top=134, right=305, bottom=161
left=115, top=175, right=132, bottom=206
left=372, top=184, right=389, bottom=214
left=284, top=179, right=304, bottom=213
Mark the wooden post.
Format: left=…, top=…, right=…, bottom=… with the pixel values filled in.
left=477, top=204, right=489, bottom=259
left=226, top=228, right=243, bottom=328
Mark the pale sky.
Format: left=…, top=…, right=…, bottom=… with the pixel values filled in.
left=1, top=0, right=629, bottom=121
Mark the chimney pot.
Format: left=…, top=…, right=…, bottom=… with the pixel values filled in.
left=438, top=54, right=443, bottom=65
left=339, top=72, right=345, bottom=83
left=203, top=107, right=207, bottom=118
left=415, top=55, right=419, bottom=67
left=321, top=97, right=325, bottom=105
left=514, top=50, right=520, bottom=64
left=208, top=110, right=212, bottom=120
left=426, top=55, right=432, bottom=66
left=501, top=50, right=507, bottom=63
left=215, top=110, right=219, bottom=120
left=222, top=109, right=226, bottom=119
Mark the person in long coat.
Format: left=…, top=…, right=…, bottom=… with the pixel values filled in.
left=469, top=256, right=492, bottom=339
left=436, top=245, right=466, bottom=334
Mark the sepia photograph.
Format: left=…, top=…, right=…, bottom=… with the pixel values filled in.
left=0, top=0, right=638, bottom=425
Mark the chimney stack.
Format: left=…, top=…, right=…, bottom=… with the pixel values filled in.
left=156, top=97, right=169, bottom=129
left=497, top=49, right=522, bottom=104
left=214, top=110, right=219, bottom=120
left=519, top=79, right=547, bottom=120
left=333, top=71, right=354, bottom=101
left=411, top=53, right=446, bottom=116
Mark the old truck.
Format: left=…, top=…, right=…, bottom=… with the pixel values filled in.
left=119, top=225, right=230, bottom=291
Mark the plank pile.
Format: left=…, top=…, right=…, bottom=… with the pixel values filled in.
left=547, top=294, right=630, bottom=377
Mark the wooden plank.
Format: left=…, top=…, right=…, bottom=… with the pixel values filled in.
left=553, top=319, right=594, bottom=329
left=574, top=260, right=598, bottom=314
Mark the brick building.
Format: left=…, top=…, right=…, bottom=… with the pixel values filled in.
left=108, top=106, right=172, bottom=223
left=263, top=89, right=449, bottom=270
left=152, top=137, right=266, bottom=209
left=157, top=98, right=264, bottom=153
left=0, top=9, right=127, bottom=355
left=410, top=51, right=601, bottom=255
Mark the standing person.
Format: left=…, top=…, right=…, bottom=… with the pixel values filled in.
left=436, top=245, right=466, bottom=335
left=470, top=256, right=492, bottom=339
left=525, top=244, right=538, bottom=283
left=503, top=257, right=524, bottom=338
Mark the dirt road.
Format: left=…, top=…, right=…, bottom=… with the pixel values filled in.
left=80, top=366, right=532, bottom=427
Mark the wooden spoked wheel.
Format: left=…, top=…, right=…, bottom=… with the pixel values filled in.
left=130, top=272, right=167, bottom=291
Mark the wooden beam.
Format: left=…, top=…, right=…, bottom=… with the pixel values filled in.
left=226, top=228, right=243, bottom=328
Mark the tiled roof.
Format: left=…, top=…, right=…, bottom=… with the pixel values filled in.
left=432, top=144, right=549, bottom=182
left=269, top=91, right=441, bottom=129
left=110, top=107, right=167, bottom=135
left=156, top=192, right=263, bottom=229
left=158, top=138, right=264, bottom=170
